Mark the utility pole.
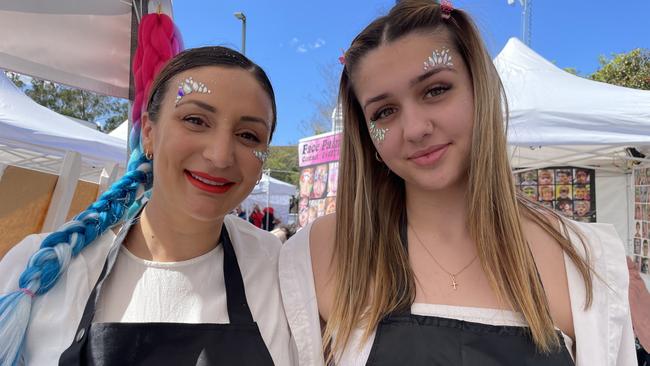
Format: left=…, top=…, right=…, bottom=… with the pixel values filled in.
left=507, top=0, right=533, bottom=46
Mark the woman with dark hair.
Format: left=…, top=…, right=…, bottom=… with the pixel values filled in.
left=279, top=1, right=634, bottom=365
left=0, top=46, right=294, bottom=365
left=262, top=207, right=279, bottom=231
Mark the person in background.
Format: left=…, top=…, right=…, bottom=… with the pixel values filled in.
left=234, top=204, right=247, bottom=219
left=628, top=257, right=650, bottom=365
left=262, top=207, right=280, bottom=231
left=249, top=204, right=264, bottom=228
left=271, top=226, right=290, bottom=243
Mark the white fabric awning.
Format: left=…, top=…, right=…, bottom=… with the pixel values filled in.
left=0, top=72, right=127, bottom=179
left=494, top=38, right=650, bottom=169
left=245, top=173, right=297, bottom=224
left=0, top=1, right=133, bottom=98
left=108, top=120, right=129, bottom=141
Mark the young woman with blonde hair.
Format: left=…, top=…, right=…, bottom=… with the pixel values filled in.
left=280, top=1, right=635, bottom=364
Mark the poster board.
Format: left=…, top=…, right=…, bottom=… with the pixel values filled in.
left=633, top=166, right=650, bottom=276
left=298, top=132, right=341, bottom=227
left=514, top=167, right=596, bottom=222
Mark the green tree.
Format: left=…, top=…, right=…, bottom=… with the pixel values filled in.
left=5, top=71, right=25, bottom=88
left=562, top=67, right=579, bottom=76
left=590, top=48, right=650, bottom=90
left=101, top=102, right=129, bottom=133
left=266, top=146, right=299, bottom=186
left=7, top=72, right=128, bottom=131
left=301, top=61, right=341, bottom=136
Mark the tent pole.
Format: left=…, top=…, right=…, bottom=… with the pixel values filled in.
left=266, top=168, right=271, bottom=229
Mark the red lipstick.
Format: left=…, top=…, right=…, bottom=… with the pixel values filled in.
left=185, top=170, right=235, bottom=194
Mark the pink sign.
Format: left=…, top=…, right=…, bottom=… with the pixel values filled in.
left=298, top=132, right=342, bottom=167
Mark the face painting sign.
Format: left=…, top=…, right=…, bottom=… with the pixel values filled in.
left=298, top=132, right=342, bottom=227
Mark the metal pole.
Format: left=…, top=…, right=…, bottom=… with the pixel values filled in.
left=241, top=18, right=247, bottom=55
left=522, top=0, right=532, bottom=46
left=234, top=12, right=247, bottom=55
left=266, top=169, right=271, bottom=229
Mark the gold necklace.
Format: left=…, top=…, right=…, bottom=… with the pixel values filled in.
left=409, top=225, right=478, bottom=290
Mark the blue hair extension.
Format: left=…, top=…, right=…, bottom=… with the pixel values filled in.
left=0, top=147, right=153, bottom=365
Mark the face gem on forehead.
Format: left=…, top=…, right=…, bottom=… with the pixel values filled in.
left=175, top=77, right=212, bottom=105
left=253, top=149, right=269, bottom=164
left=423, top=47, right=454, bottom=71
left=368, top=120, right=388, bottom=143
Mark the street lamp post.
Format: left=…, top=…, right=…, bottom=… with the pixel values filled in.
left=234, top=12, right=247, bottom=55
left=507, top=0, right=532, bottom=46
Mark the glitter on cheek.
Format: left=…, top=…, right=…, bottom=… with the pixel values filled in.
left=253, top=149, right=269, bottom=164
left=369, top=120, right=389, bottom=143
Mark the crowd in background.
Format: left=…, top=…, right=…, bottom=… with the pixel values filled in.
left=233, top=204, right=295, bottom=243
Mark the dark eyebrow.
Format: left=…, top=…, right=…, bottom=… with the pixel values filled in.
left=410, top=66, right=454, bottom=87
left=362, top=66, right=455, bottom=111
left=363, top=93, right=390, bottom=111
left=176, top=99, right=216, bottom=113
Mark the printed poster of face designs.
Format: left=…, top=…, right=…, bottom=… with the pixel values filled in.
left=515, top=167, right=596, bottom=222
left=299, top=162, right=339, bottom=227
left=633, top=166, right=650, bottom=274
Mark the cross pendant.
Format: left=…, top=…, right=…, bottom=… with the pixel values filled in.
left=451, top=275, right=458, bottom=290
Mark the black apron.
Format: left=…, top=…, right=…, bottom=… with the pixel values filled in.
left=366, top=312, right=574, bottom=365
left=365, top=216, right=575, bottom=366
left=59, top=219, right=274, bottom=366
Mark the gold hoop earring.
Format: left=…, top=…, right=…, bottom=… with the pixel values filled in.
left=375, top=151, right=383, bottom=163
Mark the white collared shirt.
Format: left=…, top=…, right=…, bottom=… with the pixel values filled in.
left=0, top=215, right=297, bottom=365
left=279, top=220, right=637, bottom=366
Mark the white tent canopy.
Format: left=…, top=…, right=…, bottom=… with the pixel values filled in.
left=0, top=1, right=174, bottom=98
left=243, top=173, right=297, bottom=224
left=495, top=37, right=650, bottom=246
left=0, top=72, right=127, bottom=179
left=109, top=120, right=130, bottom=141
left=0, top=1, right=132, bottom=98
left=496, top=37, right=650, bottom=168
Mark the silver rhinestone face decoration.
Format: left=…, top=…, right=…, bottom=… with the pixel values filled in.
left=369, top=120, right=388, bottom=143
left=423, top=47, right=454, bottom=71
left=253, top=149, right=269, bottom=164
left=175, top=77, right=211, bottom=105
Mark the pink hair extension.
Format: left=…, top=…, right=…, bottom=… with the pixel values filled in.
left=130, top=13, right=183, bottom=151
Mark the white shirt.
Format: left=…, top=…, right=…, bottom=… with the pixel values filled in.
left=0, top=215, right=296, bottom=365
left=94, top=245, right=230, bottom=324
left=279, top=220, right=637, bottom=366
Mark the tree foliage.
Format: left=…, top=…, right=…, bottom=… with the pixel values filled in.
left=590, top=48, right=650, bottom=90
left=4, top=71, right=128, bottom=132
left=266, top=146, right=299, bottom=186
left=6, top=71, right=25, bottom=89
left=301, top=61, right=342, bottom=136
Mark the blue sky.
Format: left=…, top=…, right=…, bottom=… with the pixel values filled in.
left=174, top=0, right=650, bottom=146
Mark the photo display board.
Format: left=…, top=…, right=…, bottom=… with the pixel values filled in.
left=633, top=166, right=650, bottom=274
left=515, top=167, right=596, bottom=222
left=298, top=132, right=342, bottom=227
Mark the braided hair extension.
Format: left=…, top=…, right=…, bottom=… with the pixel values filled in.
left=0, top=13, right=179, bottom=366
left=0, top=43, right=278, bottom=365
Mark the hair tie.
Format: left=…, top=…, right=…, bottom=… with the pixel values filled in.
left=20, top=288, right=35, bottom=298
left=440, top=0, right=453, bottom=19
